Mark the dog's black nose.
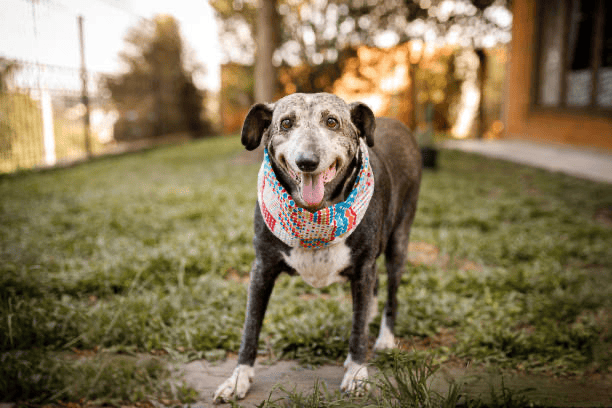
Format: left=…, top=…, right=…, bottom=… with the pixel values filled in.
left=295, top=152, right=320, bottom=172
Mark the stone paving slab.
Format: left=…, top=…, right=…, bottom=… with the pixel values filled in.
left=182, top=358, right=343, bottom=407
left=181, top=357, right=612, bottom=407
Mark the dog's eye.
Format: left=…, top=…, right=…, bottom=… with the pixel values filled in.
left=326, top=117, right=339, bottom=129
left=281, top=119, right=293, bottom=130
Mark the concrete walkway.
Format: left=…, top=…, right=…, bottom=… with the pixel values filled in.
left=182, top=356, right=612, bottom=407
left=443, top=139, right=612, bottom=184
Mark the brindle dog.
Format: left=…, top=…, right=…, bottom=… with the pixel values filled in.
left=214, top=93, right=421, bottom=402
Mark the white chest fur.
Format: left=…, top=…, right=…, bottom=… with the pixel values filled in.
left=282, top=242, right=351, bottom=288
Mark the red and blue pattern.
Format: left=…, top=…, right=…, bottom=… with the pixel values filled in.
left=257, top=140, right=375, bottom=249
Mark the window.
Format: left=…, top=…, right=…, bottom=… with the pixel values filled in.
left=534, top=0, right=612, bottom=110
left=597, top=1, right=612, bottom=107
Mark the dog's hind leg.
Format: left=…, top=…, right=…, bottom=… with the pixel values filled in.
left=375, top=204, right=417, bottom=351
left=367, top=272, right=379, bottom=325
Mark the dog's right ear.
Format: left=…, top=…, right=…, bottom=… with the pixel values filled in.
left=349, top=102, right=376, bottom=147
left=241, top=103, right=274, bottom=151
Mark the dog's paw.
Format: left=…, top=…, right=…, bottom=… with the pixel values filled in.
left=373, top=329, right=396, bottom=351
left=373, top=315, right=396, bottom=351
left=213, top=364, right=254, bottom=403
left=341, top=355, right=369, bottom=395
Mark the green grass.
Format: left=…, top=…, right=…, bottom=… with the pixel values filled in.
left=0, top=350, right=198, bottom=404
left=1, top=134, right=611, bottom=403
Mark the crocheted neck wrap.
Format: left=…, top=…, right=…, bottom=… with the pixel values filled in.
left=257, top=140, right=375, bottom=249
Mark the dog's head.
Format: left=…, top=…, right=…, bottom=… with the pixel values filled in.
left=242, top=93, right=375, bottom=210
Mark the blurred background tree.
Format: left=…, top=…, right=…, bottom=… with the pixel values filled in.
left=210, top=0, right=279, bottom=103
left=103, top=15, right=212, bottom=141
left=211, top=0, right=511, bottom=137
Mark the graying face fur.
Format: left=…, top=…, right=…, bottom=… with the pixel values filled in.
left=241, top=92, right=375, bottom=210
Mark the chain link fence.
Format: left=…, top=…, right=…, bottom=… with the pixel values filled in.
left=0, top=0, right=141, bottom=174
left=0, top=59, right=117, bottom=173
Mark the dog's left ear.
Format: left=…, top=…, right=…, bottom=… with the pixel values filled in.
left=241, top=103, right=274, bottom=151
left=349, top=102, right=375, bottom=147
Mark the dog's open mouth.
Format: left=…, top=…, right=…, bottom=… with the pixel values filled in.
left=288, top=162, right=337, bottom=207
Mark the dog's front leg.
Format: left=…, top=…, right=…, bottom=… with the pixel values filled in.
left=213, top=262, right=277, bottom=403
left=341, top=262, right=376, bottom=395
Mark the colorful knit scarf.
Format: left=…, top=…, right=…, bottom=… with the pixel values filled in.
left=257, top=140, right=375, bottom=249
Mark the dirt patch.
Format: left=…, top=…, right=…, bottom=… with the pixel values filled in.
left=457, top=259, right=483, bottom=272
left=408, top=241, right=483, bottom=272
left=224, top=268, right=250, bottom=284
left=408, top=242, right=444, bottom=266
left=298, top=293, right=332, bottom=301
left=397, top=328, right=458, bottom=352
left=594, top=206, right=612, bottom=227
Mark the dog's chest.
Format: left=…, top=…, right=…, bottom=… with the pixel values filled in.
left=282, top=242, right=351, bottom=288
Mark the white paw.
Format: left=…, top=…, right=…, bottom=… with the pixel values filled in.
left=341, top=354, right=369, bottom=395
left=213, top=364, right=254, bottom=403
left=373, top=314, right=396, bottom=351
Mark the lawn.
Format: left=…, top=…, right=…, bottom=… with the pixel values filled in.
left=1, top=134, right=611, bottom=404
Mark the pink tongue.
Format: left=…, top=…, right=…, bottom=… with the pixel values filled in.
left=302, top=173, right=325, bottom=206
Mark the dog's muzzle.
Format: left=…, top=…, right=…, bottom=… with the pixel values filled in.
left=287, top=154, right=337, bottom=207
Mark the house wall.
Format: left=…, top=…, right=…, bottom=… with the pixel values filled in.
left=505, top=0, right=612, bottom=151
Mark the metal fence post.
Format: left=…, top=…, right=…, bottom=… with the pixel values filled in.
left=78, top=15, right=92, bottom=158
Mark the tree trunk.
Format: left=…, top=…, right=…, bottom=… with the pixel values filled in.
left=409, top=62, right=418, bottom=132
left=255, top=0, right=277, bottom=103
left=475, top=48, right=487, bottom=139
left=407, top=44, right=423, bottom=132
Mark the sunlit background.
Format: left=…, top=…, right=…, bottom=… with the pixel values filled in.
left=0, top=0, right=222, bottom=89
left=1, top=0, right=610, bottom=174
